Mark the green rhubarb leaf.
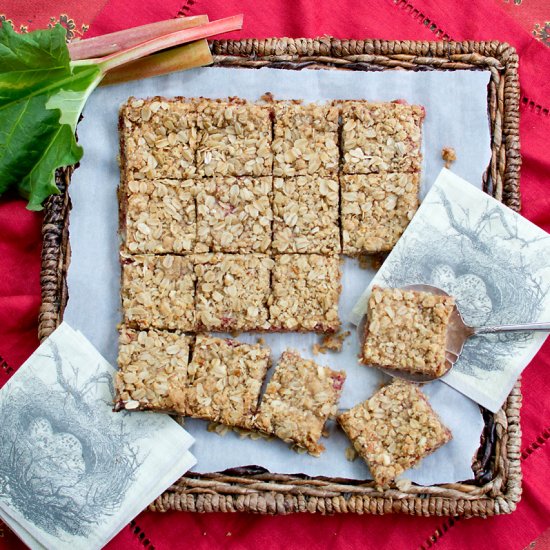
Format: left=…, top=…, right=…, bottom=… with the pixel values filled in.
left=45, top=63, right=103, bottom=131
left=0, top=21, right=102, bottom=210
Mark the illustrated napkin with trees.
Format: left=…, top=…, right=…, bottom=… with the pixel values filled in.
left=0, top=322, right=196, bottom=550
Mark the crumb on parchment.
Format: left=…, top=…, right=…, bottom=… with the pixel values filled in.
left=312, top=330, right=351, bottom=355
left=442, top=147, right=457, bottom=168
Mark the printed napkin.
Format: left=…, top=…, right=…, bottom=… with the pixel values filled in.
left=351, top=168, right=550, bottom=412
left=0, top=323, right=196, bottom=550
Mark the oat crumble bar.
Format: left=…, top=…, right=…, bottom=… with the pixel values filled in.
left=181, top=335, right=271, bottom=429
left=121, top=254, right=196, bottom=331
left=272, top=175, right=340, bottom=254
left=361, top=286, right=455, bottom=377
left=120, top=178, right=196, bottom=254
left=119, top=97, right=198, bottom=181
left=196, top=98, right=272, bottom=177
left=269, top=254, right=342, bottom=332
left=340, top=173, right=419, bottom=255
left=272, top=102, right=339, bottom=176
left=255, top=350, right=346, bottom=455
left=194, top=253, right=273, bottom=331
left=340, top=101, right=425, bottom=174
left=338, top=379, right=452, bottom=487
left=115, top=326, right=192, bottom=412
left=195, top=176, right=273, bottom=253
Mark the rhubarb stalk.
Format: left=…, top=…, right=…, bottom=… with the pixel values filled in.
left=100, top=40, right=213, bottom=86
left=98, top=15, right=243, bottom=72
left=68, top=15, right=209, bottom=60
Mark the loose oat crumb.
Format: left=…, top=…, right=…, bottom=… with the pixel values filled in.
left=215, top=423, right=229, bottom=436
left=442, top=147, right=457, bottom=168
left=313, top=330, right=351, bottom=355
left=395, top=478, right=413, bottom=491
left=257, top=337, right=266, bottom=345
left=260, top=92, right=274, bottom=103
left=345, top=446, right=358, bottom=462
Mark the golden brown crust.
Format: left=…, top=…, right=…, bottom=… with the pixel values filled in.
left=115, top=326, right=192, bottom=412
left=119, top=96, right=198, bottom=181
left=272, top=102, right=339, bottom=177
left=341, top=173, right=419, bottom=255
left=121, top=254, right=196, bottom=331
left=255, top=350, right=346, bottom=455
left=196, top=99, right=273, bottom=177
left=195, top=176, right=273, bottom=253
left=121, top=178, right=196, bottom=254
left=361, top=286, right=455, bottom=377
left=272, top=175, right=340, bottom=254
left=338, top=380, right=452, bottom=488
left=193, top=253, right=273, bottom=332
left=269, top=254, right=342, bottom=333
left=340, top=101, right=425, bottom=174
left=185, top=335, right=271, bottom=429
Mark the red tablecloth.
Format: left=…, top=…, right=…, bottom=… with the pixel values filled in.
left=1, top=1, right=549, bottom=548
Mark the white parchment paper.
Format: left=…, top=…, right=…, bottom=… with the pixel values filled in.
left=64, top=67, right=489, bottom=484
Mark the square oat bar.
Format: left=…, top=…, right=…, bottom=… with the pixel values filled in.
left=269, top=254, right=342, bottom=332
left=340, top=101, right=425, bottom=174
left=255, top=350, right=346, bottom=456
left=121, top=254, right=196, bottom=331
left=120, top=178, right=196, bottom=254
left=195, top=176, right=273, bottom=253
left=340, top=173, right=419, bottom=255
left=196, top=99, right=272, bottom=177
left=115, top=326, right=192, bottom=412
left=272, top=102, right=339, bottom=177
left=119, top=97, right=198, bottom=181
left=272, top=175, right=340, bottom=254
left=194, top=253, right=273, bottom=331
left=338, top=380, right=452, bottom=488
left=184, top=335, right=271, bottom=429
left=361, top=287, right=455, bottom=377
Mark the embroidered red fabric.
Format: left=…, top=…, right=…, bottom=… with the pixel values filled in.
left=0, top=1, right=549, bottom=548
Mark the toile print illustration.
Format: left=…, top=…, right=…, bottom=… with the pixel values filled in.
left=0, top=323, right=196, bottom=550
left=351, top=169, right=550, bottom=412
left=0, top=340, right=140, bottom=539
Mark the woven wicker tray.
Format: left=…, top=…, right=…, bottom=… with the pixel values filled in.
left=38, top=38, right=522, bottom=518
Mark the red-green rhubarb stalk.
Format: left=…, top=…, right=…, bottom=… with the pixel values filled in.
left=0, top=15, right=243, bottom=210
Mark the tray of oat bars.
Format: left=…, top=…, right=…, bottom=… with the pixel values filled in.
left=39, top=38, right=522, bottom=517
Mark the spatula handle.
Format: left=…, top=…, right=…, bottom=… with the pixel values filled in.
left=474, top=322, right=550, bottom=334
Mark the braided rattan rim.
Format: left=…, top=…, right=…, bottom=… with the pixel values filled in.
left=38, top=38, right=522, bottom=517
